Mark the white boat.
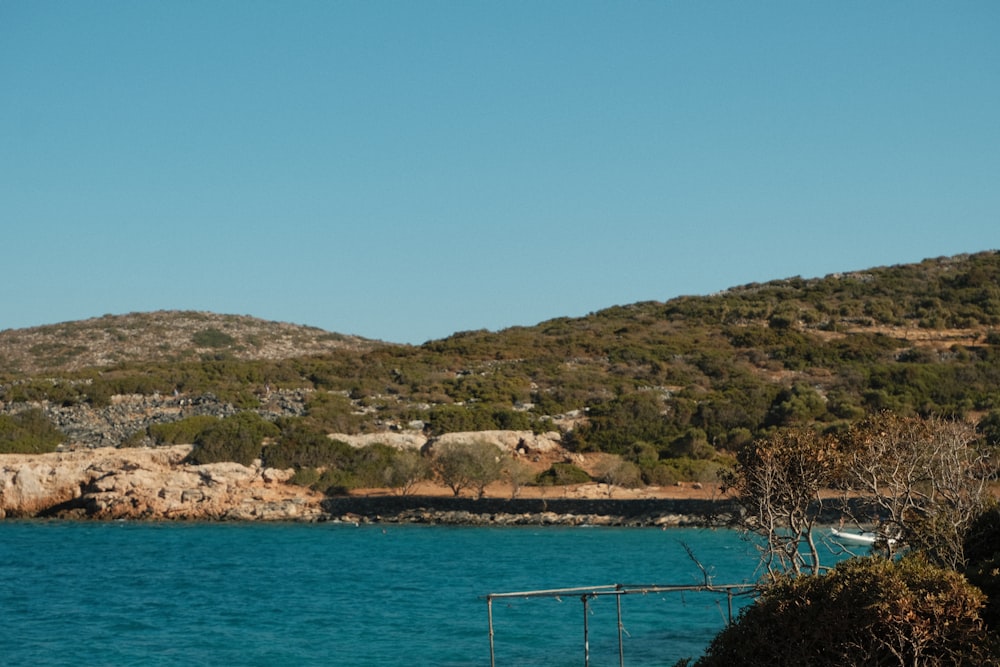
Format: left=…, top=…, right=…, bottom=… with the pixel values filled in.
left=830, top=527, right=897, bottom=546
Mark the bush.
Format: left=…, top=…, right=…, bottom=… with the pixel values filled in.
left=263, top=422, right=353, bottom=470
left=303, top=391, right=364, bottom=434
left=314, top=467, right=355, bottom=496
left=696, top=557, right=998, bottom=667
left=288, top=467, right=321, bottom=488
left=536, top=462, right=591, bottom=486
left=667, top=428, right=716, bottom=459
left=191, top=328, right=236, bottom=348
left=349, top=442, right=398, bottom=488
left=186, top=412, right=279, bottom=466
left=149, top=415, right=221, bottom=445
left=0, top=409, right=63, bottom=453
left=653, top=458, right=726, bottom=485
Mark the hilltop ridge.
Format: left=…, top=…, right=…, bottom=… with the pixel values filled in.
left=0, top=310, right=377, bottom=375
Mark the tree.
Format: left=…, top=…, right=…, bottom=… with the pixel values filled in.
left=695, top=556, right=998, bottom=667
left=383, top=449, right=431, bottom=496
left=432, top=440, right=505, bottom=499
left=503, top=457, right=535, bottom=499
left=840, top=413, right=995, bottom=569
left=722, top=427, right=839, bottom=579
left=595, top=455, right=642, bottom=497
left=725, top=413, right=997, bottom=577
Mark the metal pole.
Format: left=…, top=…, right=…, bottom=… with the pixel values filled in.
left=487, top=596, right=495, bottom=667
left=582, top=595, right=590, bottom=667
left=727, top=590, right=733, bottom=625
left=616, top=592, right=624, bottom=667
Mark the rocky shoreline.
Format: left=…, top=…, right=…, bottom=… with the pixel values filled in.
left=0, top=393, right=744, bottom=526
left=0, top=445, right=745, bottom=526
left=321, top=496, right=741, bottom=527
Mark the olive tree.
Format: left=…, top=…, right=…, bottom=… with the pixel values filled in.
left=432, top=440, right=505, bottom=499
left=382, top=449, right=431, bottom=496
left=503, top=457, right=535, bottom=499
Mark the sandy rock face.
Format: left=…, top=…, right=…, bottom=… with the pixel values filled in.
left=0, top=446, right=324, bottom=520
left=430, top=430, right=563, bottom=454
left=328, top=430, right=565, bottom=458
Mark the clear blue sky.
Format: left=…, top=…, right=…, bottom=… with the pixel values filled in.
left=3, top=2, right=998, bottom=344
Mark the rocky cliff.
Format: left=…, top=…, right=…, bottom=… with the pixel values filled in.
left=0, top=446, right=325, bottom=521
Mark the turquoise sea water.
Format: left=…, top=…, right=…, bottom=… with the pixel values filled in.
left=0, top=522, right=765, bottom=666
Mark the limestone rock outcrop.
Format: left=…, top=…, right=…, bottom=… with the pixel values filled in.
left=328, top=429, right=563, bottom=456
left=0, top=446, right=324, bottom=521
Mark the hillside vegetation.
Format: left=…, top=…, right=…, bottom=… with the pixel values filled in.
left=1, top=251, right=999, bottom=488
left=0, top=310, right=375, bottom=374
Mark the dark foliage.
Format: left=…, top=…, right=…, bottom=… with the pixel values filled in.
left=536, top=462, right=591, bottom=486
left=696, top=557, right=998, bottom=667
left=963, top=503, right=1000, bottom=632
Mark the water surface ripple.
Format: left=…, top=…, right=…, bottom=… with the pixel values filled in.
left=1, top=522, right=763, bottom=666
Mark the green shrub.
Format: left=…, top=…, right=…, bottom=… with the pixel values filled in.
left=349, top=443, right=398, bottom=488
left=288, top=467, right=321, bottom=487
left=643, top=462, right=683, bottom=486
left=186, top=412, right=279, bottom=466
left=119, top=429, right=149, bottom=448
left=192, top=328, right=236, bottom=348
left=149, top=415, right=221, bottom=445
left=667, top=428, right=716, bottom=459
left=262, top=422, right=354, bottom=469
left=314, top=467, right=356, bottom=496
left=0, top=409, right=63, bottom=453
left=304, top=391, right=364, bottom=433
left=536, top=462, right=591, bottom=486
left=654, top=457, right=726, bottom=484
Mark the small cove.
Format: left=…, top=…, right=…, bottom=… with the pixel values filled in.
left=2, top=522, right=779, bottom=666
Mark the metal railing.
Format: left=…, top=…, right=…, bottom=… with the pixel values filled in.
left=485, top=582, right=758, bottom=667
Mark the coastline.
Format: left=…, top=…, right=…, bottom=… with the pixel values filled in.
left=0, top=446, right=887, bottom=526
left=0, top=444, right=743, bottom=525
left=321, top=494, right=740, bottom=527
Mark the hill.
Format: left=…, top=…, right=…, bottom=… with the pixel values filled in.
left=0, top=310, right=377, bottom=375
left=1, top=251, right=999, bottom=487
